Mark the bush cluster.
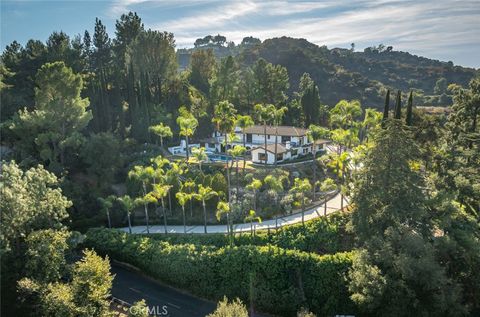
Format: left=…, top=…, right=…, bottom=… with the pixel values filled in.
left=145, top=211, right=354, bottom=254
left=85, top=228, right=356, bottom=316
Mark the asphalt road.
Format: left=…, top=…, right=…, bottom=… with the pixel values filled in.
left=111, top=264, right=216, bottom=317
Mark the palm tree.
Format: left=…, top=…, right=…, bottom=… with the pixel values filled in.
left=176, top=191, right=192, bottom=234
left=149, top=122, right=173, bottom=148
left=193, top=184, right=218, bottom=233
left=216, top=201, right=232, bottom=242
left=134, top=195, right=154, bottom=234
left=150, top=183, right=172, bottom=234
left=235, top=114, right=254, bottom=174
left=246, top=178, right=262, bottom=210
left=272, top=106, right=288, bottom=167
left=117, top=195, right=136, bottom=234
left=150, top=155, right=170, bottom=171
left=289, top=178, right=312, bottom=226
left=98, top=195, right=116, bottom=229
left=319, top=178, right=336, bottom=216
left=264, top=175, right=284, bottom=228
left=361, top=109, right=382, bottom=142
left=177, top=106, right=198, bottom=162
left=307, top=124, right=330, bottom=201
left=149, top=156, right=168, bottom=217
left=128, top=165, right=155, bottom=233
left=244, top=209, right=262, bottom=236
left=330, top=99, right=362, bottom=131
left=254, top=103, right=275, bottom=166
left=165, top=161, right=185, bottom=215
left=325, top=151, right=350, bottom=211
left=192, top=147, right=208, bottom=174
left=212, top=100, right=237, bottom=203
left=228, top=145, right=246, bottom=202
left=182, top=179, right=196, bottom=217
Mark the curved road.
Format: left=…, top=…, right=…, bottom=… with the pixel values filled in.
left=119, top=192, right=348, bottom=234
left=111, top=264, right=216, bottom=317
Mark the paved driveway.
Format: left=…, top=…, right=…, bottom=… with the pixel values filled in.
left=119, top=192, right=348, bottom=234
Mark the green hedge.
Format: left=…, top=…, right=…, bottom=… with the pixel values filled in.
left=144, top=211, right=354, bottom=254
left=84, top=228, right=357, bottom=316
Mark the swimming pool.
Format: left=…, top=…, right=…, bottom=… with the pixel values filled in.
left=207, top=153, right=232, bottom=162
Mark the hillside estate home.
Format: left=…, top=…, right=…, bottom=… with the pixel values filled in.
left=212, top=125, right=330, bottom=164
left=169, top=125, right=330, bottom=164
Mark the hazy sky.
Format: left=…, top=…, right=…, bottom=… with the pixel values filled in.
left=2, top=0, right=479, bottom=68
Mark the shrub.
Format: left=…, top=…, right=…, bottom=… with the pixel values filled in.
left=144, top=211, right=354, bottom=254
left=84, top=228, right=357, bottom=316
left=207, top=297, right=248, bottom=317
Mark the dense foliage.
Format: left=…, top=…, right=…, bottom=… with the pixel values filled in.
left=0, top=162, right=117, bottom=316
left=207, top=297, right=248, bottom=317
left=346, top=79, right=480, bottom=316
left=144, top=211, right=353, bottom=253
left=85, top=228, right=356, bottom=316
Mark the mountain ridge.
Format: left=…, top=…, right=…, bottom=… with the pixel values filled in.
left=179, top=36, right=478, bottom=108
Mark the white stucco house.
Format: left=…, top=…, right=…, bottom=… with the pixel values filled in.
left=213, top=125, right=330, bottom=164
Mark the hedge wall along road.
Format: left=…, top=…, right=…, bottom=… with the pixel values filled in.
left=145, top=211, right=354, bottom=254
left=85, top=228, right=357, bottom=316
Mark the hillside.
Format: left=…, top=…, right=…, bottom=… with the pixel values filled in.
left=179, top=37, right=478, bottom=108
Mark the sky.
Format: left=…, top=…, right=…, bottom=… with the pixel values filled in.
left=1, top=0, right=479, bottom=68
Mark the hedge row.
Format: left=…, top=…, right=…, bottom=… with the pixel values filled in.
left=85, top=228, right=357, bottom=316
left=145, top=211, right=354, bottom=254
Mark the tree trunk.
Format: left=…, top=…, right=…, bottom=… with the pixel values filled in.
left=341, top=193, right=344, bottom=211
left=185, top=136, right=190, bottom=161
left=301, top=194, right=305, bottom=226
left=182, top=206, right=186, bottom=234
left=324, top=197, right=327, bottom=216
left=235, top=158, right=239, bottom=202
left=227, top=213, right=233, bottom=246
left=312, top=150, right=317, bottom=201
left=144, top=203, right=150, bottom=234
left=274, top=127, right=278, bottom=167
left=250, top=221, right=253, bottom=236
left=107, top=209, right=112, bottom=229
left=161, top=198, right=167, bottom=234
left=264, top=123, right=268, bottom=166
left=160, top=136, right=164, bottom=149
left=168, top=190, right=172, bottom=215
left=242, top=131, right=247, bottom=175
left=203, top=201, right=208, bottom=234
left=225, top=134, right=231, bottom=204
left=127, top=212, right=132, bottom=234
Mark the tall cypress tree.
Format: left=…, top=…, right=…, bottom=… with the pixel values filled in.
left=92, top=18, right=112, bottom=131
left=382, top=89, right=390, bottom=127
left=394, top=90, right=402, bottom=119
left=406, top=91, right=413, bottom=126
